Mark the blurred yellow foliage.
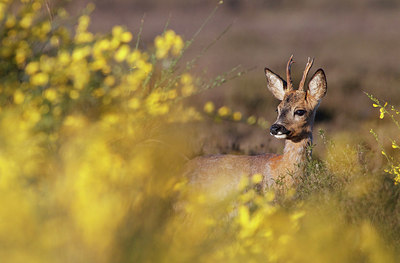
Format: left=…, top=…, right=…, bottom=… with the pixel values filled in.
left=0, top=2, right=398, bottom=263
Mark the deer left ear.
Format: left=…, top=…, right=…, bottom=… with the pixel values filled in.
left=308, top=69, right=327, bottom=101
left=265, top=68, right=287, bottom=101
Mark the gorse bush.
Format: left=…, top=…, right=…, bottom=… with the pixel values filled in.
left=0, top=1, right=399, bottom=262
left=0, top=1, right=200, bottom=261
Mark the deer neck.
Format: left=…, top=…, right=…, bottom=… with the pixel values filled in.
left=281, top=135, right=312, bottom=172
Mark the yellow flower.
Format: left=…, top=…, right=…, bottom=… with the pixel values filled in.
left=180, top=73, right=192, bottom=85
left=155, top=36, right=168, bottom=59
left=77, top=15, right=90, bottom=31
left=128, top=98, right=140, bottom=110
left=25, top=62, right=39, bottom=75
left=91, top=58, right=106, bottom=71
left=392, top=142, right=399, bottom=149
left=64, top=115, right=86, bottom=128
left=92, top=88, right=105, bottom=98
left=218, top=106, right=231, bottom=117
left=0, top=4, right=6, bottom=21
left=50, top=36, right=60, bottom=47
left=31, top=72, right=49, bottom=86
left=23, top=108, right=41, bottom=124
left=172, top=36, right=184, bottom=56
left=121, top=32, right=133, bottom=43
left=5, top=15, right=16, bottom=28
left=69, top=90, right=80, bottom=99
left=181, top=85, right=195, bottom=97
left=44, top=89, right=58, bottom=102
left=379, top=108, right=384, bottom=119
left=75, top=32, right=94, bottom=43
left=14, top=90, right=25, bottom=104
left=265, top=191, right=275, bottom=202
left=114, top=45, right=130, bottom=62
left=164, top=30, right=176, bottom=46
left=72, top=46, right=91, bottom=61
left=104, top=76, right=115, bottom=86
left=203, top=101, right=215, bottom=114
left=238, top=205, right=250, bottom=226
left=58, top=51, right=71, bottom=66
left=19, top=13, right=33, bottom=28
left=251, top=173, right=263, bottom=184
left=168, top=89, right=178, bottom=99
left=233, top=111, right=242, bottom=121
left=247, top=115, right=257, bottom=125
left=154, top=30, right=184, bottom=59
left=32, top=1, right=41, bottom=11
left=112, top=26, right=124, bottom=38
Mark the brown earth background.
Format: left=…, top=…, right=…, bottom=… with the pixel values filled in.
left=68, top=0, right=400, bottom=158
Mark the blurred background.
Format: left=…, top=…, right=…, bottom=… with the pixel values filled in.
left=68, top=0, right=400, bottom=156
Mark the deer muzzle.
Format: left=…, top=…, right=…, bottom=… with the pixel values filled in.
left=270, top=123, right=290, bottom=139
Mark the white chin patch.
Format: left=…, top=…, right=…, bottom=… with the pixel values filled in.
left=274, top=134, right=287, bottom=139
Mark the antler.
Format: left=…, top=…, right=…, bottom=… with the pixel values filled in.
left=286, top=55, right=294, bottom=90
left=298, top=57, right=314, bottom=91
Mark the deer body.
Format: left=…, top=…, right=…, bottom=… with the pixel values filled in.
left=185, top=56, right=327, bottom=194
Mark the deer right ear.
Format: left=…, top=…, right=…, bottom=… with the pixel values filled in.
left=265, top=68, right=287, bottom=100
left=308, top=69, right=327, bottom=101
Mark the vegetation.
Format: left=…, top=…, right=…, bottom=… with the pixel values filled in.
left=0, top=1, right=399, bottom=262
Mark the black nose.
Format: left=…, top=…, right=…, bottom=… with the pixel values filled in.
left=270, top=124, right=288, bottom=135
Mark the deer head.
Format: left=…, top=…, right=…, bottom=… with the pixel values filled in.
left=265, top=55, right=327, bottom=143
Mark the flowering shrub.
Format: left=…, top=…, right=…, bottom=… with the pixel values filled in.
left=0, top=1, right=199, bottom=261
left=368, top=93, right=400, bottom=184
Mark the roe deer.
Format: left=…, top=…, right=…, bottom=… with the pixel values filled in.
left=185, top=56, right=327, bottom=195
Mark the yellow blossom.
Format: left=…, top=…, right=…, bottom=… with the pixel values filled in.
left=121, top=32, right=133, bottom=43
left=218, top=106, right=231, bottom=117
left=128, top=98, right=140, bottom=110
left=5, top=15, right=16, bottom=28
left=50, top=36, right=60, bottom=47
left=204, top=101, right=215, bottom=113
left=238, top=205, right=250, bottom=226
left=19, top=13, right=33, bottom=28
left=25, top=62, right=39, bottom=75
left=0, top=4, right=5, bottom=21
left=44, top=89, right=58, bottom=102
left=251, top=173, right=263, bottom=184
left=181, top=73, right=192, bottom=85
left=181, top=84, right=195, bottom=97
left=112, top=26, right=124, bottom=39
left=379, top=108, right=384, bottom=119
left=14, top=90, right=25, bottom=104
left=172, top=36, right=184, bottom=56
left=168, top=89, right=178, bottom=99
left=31, top=72, right=49, bottom=86
left=72, top=46, right=91, bottom=61
left=114, top=45, right=130, bottom=62
left=69, top=90, right=80, bottom=99
left=233, top=111, right=242, bottom=121
left=58, top=51, right=71, bottom=66
left=247, top=115, right=257, bottom=125
left=104, top=76, right=115, bottom=86
left=32, top=1, right=41, bottom=11
left=63, top=115, right=86, bottom=128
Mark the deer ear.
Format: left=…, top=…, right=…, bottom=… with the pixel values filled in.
left=308, top=69, right=327, bottom=101
left=265, top=68, right=287, bottom=100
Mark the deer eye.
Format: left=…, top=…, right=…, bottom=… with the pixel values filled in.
left=294, top=110, right=306, bottom=116
left=275, top=108, right=278, bottom=113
